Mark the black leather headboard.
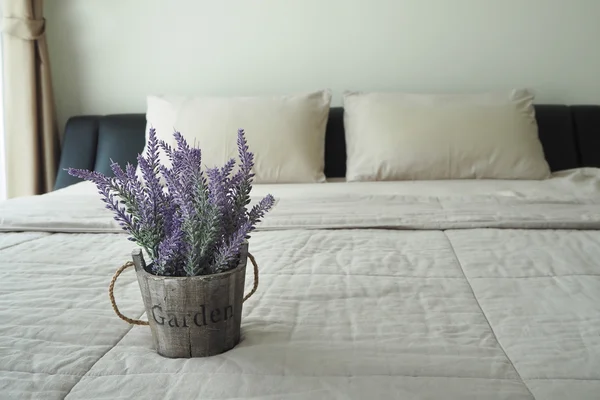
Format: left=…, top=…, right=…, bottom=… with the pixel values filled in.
left=54, top=105, right=600, bottom=190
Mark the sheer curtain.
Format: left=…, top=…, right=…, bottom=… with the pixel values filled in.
left=0, top=3, right=5, bottom=201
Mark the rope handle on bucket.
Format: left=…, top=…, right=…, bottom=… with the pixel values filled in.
left=108, top=253, right=260, bottom=326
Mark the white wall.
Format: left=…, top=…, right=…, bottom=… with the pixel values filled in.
left=46, top=0, right=600, bottom=131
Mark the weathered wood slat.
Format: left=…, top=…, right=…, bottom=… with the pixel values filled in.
left=132, top=243, right=248, bottom=358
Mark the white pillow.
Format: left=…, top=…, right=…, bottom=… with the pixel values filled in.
left=143, top=90, right=332, bottom=183
left=343, top=89, right=551, bottom=181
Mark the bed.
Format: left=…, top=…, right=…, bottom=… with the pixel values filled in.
left=1, top=104, right=600, bottom=399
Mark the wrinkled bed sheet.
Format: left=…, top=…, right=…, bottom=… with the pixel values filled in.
left=1, top=168, right=600, bottom=399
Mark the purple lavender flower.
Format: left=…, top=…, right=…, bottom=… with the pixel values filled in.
left=207, top=161, right=235, bottom=226
left=68, top=128, right=275, bottom=276
left=156, top=212, right=184, bottom=276
left=228, top=130, right=255, bottom=229
left=248, top=194, right=276, bottom=234
left=67, top=169, right=140, bottom=237
left=212, top=220, right=252, bottom=272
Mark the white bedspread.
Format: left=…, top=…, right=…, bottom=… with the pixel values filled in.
left=1, top=168, right=600, bottom=399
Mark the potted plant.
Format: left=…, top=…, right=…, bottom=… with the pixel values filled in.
left=68, top=128, right=275, bottom=358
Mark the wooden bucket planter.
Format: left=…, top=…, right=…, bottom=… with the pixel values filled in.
left=110, top=243, right=256, bottom=358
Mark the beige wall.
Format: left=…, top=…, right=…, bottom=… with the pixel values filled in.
left=46, top=0, right=600, bottom=131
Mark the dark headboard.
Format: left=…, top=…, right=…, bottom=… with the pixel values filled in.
left=54, top=105, right=600, bottom=190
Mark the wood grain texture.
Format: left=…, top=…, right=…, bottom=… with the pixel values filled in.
left=131, top=244, right=248, bottom=358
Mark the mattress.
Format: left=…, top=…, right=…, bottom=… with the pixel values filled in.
left=1, top=168, right=600, bottom=399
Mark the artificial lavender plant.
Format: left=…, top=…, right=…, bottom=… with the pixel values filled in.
left=68, top=129, right=275, bottom=277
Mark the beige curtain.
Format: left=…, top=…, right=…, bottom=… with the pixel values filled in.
left=2, top=0, right=58, bottom=198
